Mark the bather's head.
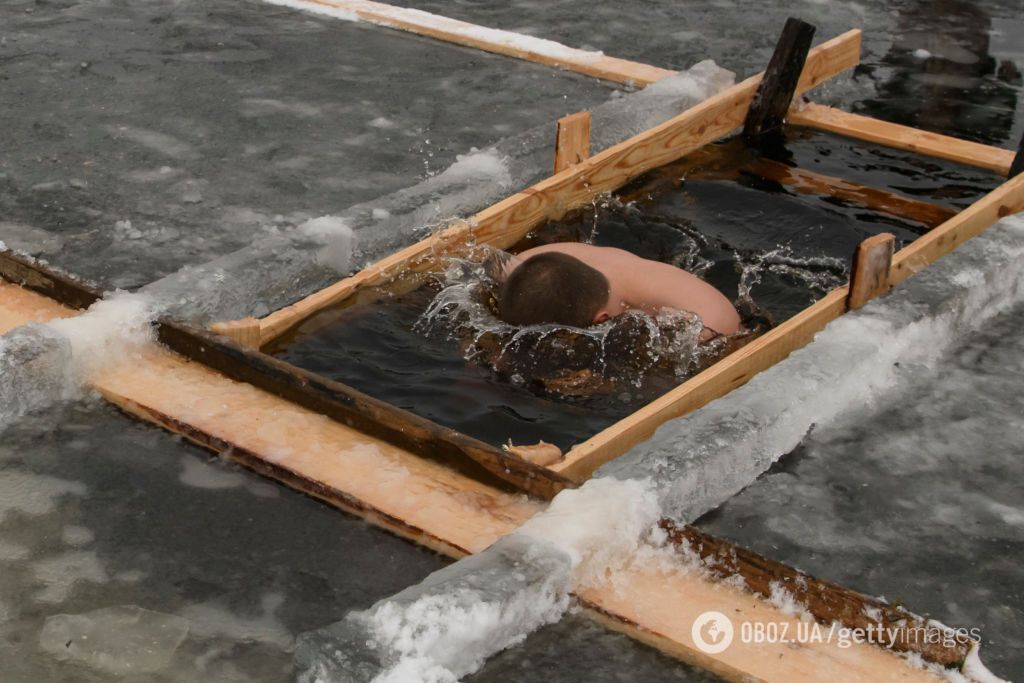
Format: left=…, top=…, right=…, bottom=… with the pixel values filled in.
left=497, top=252, right=611, bottom=328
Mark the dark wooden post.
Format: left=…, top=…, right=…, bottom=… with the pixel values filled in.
left=742, top=17, right=817, bottom=143
left=1010, top=130, right=1024, bottom=178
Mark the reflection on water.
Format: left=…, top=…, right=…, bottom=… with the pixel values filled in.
left=858, top=0, right=1021, bottom=145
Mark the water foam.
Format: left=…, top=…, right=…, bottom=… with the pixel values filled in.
left=0, top=292, right=155, bottom=431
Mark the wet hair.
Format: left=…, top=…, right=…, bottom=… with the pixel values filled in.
left=497, top=252, right=610, bottom=327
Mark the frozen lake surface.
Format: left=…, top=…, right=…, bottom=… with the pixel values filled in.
left=1, top=0, right=1022, bottom=680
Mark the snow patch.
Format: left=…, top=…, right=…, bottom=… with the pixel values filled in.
left=297, top=215, right=357, bottom=273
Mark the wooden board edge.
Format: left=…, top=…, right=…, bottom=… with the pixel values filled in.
left=788, top=102, right=1015, bottom=175
left=0, top=248, right=104, bottom=311
left=890, top=172, right=1024, bottom=286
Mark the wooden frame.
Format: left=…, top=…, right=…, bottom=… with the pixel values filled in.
left=235, top=25, right=1022, bottom=485
left=2, top=18, right=1016, bottom=680
left=0, top=268, right=973, bottom=679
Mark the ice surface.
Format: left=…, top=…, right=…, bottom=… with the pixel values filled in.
left=0, top=325, right=74, bottom=430
left=295, top=478, right=660, bottom=682
left=32, top=550, right=109, bottom=603
left=0, top=471, right=86, bottom=522
left=39, top=605, right=190, bottom=676
left=599, top=215, right=1024, bottom=523
left=179, top=592, right=293, bottom=649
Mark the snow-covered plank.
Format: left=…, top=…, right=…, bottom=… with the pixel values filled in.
left=788, top=102, right=1016, bottom=175
left=265, top=0, right=677, bottom=87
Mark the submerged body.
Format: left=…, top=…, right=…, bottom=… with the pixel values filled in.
left=497, top=242, right=741, bottom=338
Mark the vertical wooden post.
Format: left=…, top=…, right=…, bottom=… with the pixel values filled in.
left=209, top=317, right=262, bottom=349
left=1010, top=130, right=1024, bottom=178
left=554, top=111, right=592, bottom=174
left=743, top=18, right=817, bottom=142
left=848, top=233, right=895, bottom=310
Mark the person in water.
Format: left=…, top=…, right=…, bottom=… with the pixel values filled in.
left=489, top=242, right=741, bottom=339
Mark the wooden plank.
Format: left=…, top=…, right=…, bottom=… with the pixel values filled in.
left=554, top=112, right=592, bottom=174
left=743, top=158, right=956, bottom=228
left=580, top=562, right=946, bottom=683
left=0, top=281, right=76, bottom=334
left=158, top=319, right=574, bottom=500
left=292, top=0, right=677, bottom=87
left=662, top=520, right=972, bottom=666
left=890, top=172, right=1024, bottom=287
left=258, top=28, right=863, bottom=344
left=848, top=233, right=895, bottom=309
left=0, top=248, right=104, bottom=311
left=551, top=288, right=850, bottom=481
left=743, top=17, right=816, bottom=141
left=788, top=102, right=1016, bottom=175
left=0, top=281, right=957, bottom=681
left=210, top=317, right=262, bottom=348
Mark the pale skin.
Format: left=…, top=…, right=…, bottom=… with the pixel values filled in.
left=498, top=243, right=742, bottom=338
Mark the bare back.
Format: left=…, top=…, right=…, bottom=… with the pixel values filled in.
left=512, top=243, right=741, bottom=336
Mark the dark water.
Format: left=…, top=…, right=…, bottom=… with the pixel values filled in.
left=272, top=132, right=1000, bottom=451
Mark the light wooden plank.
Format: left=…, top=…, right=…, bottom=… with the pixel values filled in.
left=289, top=0, right=677, bottom=86
left=0, top=281, right=948, bottom=682
left=890, top=172, right=1024, bottom=287
left=554, top=111, right=592, bottom=174
left=210, top=317, right=262, bottom=348
left=579, top=567, right=942, bottom=683
left=551, top=288, right=850, bottom=481
left=848, top=233, right=895, bottom=309
left=0, top=282, right=75, bottom=334
left=258, top=29, right=863, bottom=344
left=788, top=102, right=1016, bottom=175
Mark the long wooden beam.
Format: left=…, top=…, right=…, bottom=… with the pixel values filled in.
left=743, top=157, right=956, bottom=228
left=890, top=172, right=1024, bottom=286
left=0, top=278, right=956, bottom=682
left=256, top=28, right=863, bottom=345
left=270, top=0, right=677, bottom=87
left=788, top=102, right=1016, bottom=175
